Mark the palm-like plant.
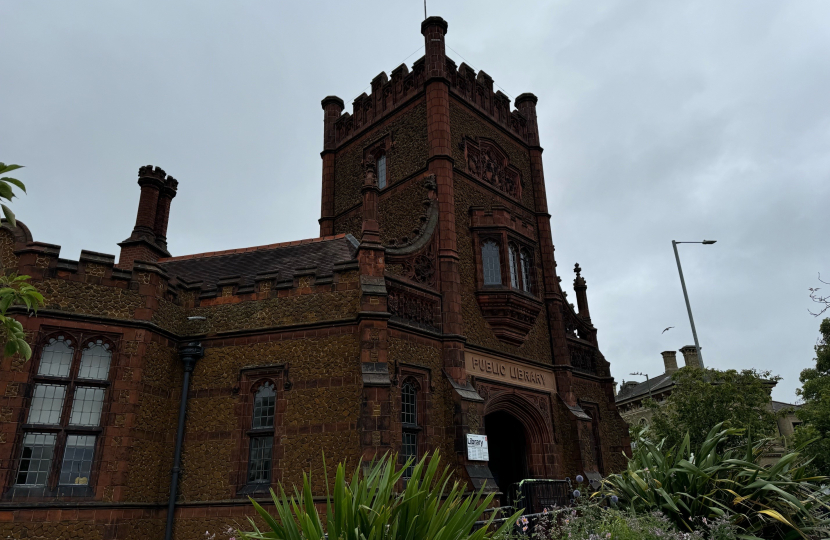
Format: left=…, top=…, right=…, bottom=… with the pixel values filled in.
left=600, top=423, right=830, bottom=539
left=241, top=451, right=520, bottom=540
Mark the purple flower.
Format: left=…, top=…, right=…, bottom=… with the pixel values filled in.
left=573, top=489, right=581, bottom=498
left=611, top=495, right=619, bottom=503
left=576, top=475, right=584, bottom=483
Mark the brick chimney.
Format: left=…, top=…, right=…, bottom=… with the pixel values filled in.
left=117, top=165, right=177, bottom=269
left=661, top=350, right=679, bottom=374
left=679, top=345, right=701, bottom=368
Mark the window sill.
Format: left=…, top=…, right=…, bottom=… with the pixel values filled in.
left=4, top=484, right=95, bottom=500
left=237, top=483, right=273, bottom=496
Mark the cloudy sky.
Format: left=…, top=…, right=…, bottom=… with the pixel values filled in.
left=2, top=1, right=828, bottom=402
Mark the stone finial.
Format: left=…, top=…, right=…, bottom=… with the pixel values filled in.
left=574, top=263, right=582, bottom=279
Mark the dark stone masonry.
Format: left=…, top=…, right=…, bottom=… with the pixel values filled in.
left=0, top=16, right=630, bottom=539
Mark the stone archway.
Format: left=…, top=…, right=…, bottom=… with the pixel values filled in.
left=479, top=384, right=557, bottom=490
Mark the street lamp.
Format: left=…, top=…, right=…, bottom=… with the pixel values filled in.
left=671, top=240, right=716, bottom=369
left=630, top=372, right=653, bottom=400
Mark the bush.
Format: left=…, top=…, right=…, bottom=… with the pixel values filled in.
left=239, top=451, right=521, bottom=540
left=599, top=423, right=830, bottom=539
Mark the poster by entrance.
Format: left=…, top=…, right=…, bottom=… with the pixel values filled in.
left=466, top=434, right=489, bottom=461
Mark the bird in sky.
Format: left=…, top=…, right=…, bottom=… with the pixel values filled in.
left=662, top=326, right=675, bottom=334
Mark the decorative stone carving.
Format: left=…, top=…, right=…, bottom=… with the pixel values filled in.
left=460, top=137, right=522, bottom=199
left=475, top=289, right=543, bottom=346
left=387, top=282, right=439, bottom=331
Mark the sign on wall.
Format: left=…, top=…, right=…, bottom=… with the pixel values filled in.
left=466, top=434, right=489, bottom=461
left=464, top=351, right=557, bottom=394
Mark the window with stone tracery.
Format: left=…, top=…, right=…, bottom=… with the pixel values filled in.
left=401, top=381, right=418, bottom=479
left=15, top=335, right=113, bottom=491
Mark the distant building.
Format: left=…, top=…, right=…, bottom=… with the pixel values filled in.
left=614, top=346, right=802, bottom=459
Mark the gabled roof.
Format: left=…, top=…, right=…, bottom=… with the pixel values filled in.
left=615, top=372, right=675, bottom=403
left=771, top=400, right=802, bottom=413
left=157, top=234, right=359, bottom=290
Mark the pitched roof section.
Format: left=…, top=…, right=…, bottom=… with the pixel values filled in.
left=615, top=372, right=675, bottom=403
left=158, top=234, right=359, bottom=289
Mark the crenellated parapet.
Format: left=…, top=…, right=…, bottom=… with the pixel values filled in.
left=332, top=58, right=427, bottom=146
left=446, top=60, right=530, bottom=142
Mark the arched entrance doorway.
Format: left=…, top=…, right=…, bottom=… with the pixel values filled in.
left=485, top=410, right=528, bottom=496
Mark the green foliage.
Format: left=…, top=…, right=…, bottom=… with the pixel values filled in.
left=0, top=273, right=43, bottom=359
left=793, top=318, right=830, bottom=477
left=0, top=162, right=26, bottom=228
left=0, top=162, right=41, bottom=360
left=239, top=451, right=520, bottom=540
left=649, top=367, right=780, bottom=451
left=600, top=422, right=830, bottom=539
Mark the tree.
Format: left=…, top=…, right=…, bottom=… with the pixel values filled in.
left=0, top=162, right=43, bottom=359
left=808, top=274, right=830, bottom=317
left=793, top=317, right=830, bottom=476
left=648, top=367, right=779, bottom=451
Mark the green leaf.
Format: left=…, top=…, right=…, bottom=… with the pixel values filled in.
left=0, top=182, right=14, bottom=200
left=1, top=204, right=15, bottom=228
left=0, top=176, right=26, bottom=192
left=0, top=164, right=23, bottom=175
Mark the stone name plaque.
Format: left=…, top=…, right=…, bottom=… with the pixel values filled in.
left=465, top=351, right=556, bottom=394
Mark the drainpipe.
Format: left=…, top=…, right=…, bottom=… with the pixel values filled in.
left=164, top=342, right=204, bottom=540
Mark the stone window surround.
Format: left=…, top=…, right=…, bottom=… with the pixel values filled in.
left=363, top=134, right=393, bottom=190
left=233, top=365, right=288, bottom=496
left=396, top=366, right=429, bottom=478
left=472, top=230, right=537, bottom=297
left=5, top=329, right=119, bottom=499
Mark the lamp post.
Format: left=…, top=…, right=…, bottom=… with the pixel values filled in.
left=630, top=372, right=653, bottom=400
left=671, top=240, right=716, bottom=369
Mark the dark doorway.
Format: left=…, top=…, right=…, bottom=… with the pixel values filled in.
left=484, top=410, right=528, bottom=498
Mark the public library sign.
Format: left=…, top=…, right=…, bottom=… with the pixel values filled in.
left=465, top=351, right=556, bottom=394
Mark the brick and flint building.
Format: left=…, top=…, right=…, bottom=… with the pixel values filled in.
left=0, top=17, right=630, bottom=539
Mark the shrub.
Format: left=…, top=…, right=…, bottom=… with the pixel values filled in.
left=599, top=423, right=830, bottom=539
left=239, top=451, right=521, bottom=540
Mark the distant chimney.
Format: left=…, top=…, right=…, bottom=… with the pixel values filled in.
left=117, top=165, right=177, bottom=269
left=661, top=350, right=679, bottom=374
left=679, top=345, right=701, bottom=368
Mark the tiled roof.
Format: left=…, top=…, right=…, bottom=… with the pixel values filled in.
left=615, top=372, right=675, bottom=402
left=771, top=400, right=801, bottom=413
left=157, top=234, right=359, bottom=289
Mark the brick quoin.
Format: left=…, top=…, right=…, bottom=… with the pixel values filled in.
left=0, top=15, right=630, bottom=539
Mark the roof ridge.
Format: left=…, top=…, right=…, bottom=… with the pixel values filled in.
left=158, top=234, right=348, bottom=262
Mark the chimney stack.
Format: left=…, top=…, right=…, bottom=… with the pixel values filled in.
left=117, top=165, right=177, bottom=269
left=515, top=92, right=539, bottom=147
left=679, top=345, right=701, bottom=368
left=661, top=350, right=679, bottom=374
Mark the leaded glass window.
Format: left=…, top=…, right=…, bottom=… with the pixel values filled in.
left=520, top=248, right=533, bottom=293
left=482, top=240, right=501, bottom=286
left=248, top=383, right=276, bottom=485
left=509, top=244, right=519, bottom=289
left=401, top=382, right=418, bottom=479
left=59, top=435, right=95, bottom=485
left=377, top=154, right=387, bottom=189
left=16, top=333, right=112, bottom=489
left=16, top=433, right=56, bottom=486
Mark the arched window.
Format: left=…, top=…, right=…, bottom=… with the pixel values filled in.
left=17, top=336, right=111, bottom=488
left=481, top=240, right=501, bottom=286
left=248, top=383, right=276, bottom=484
left=520, top=248, right=533, bottom=293
left=376, top=154, right=387, bottom=189
left=508, top=244, right=520, bottom=289
left=401, top=382, right=418, bottom=478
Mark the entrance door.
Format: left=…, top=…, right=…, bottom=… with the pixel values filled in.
left=484, top=411, right=528, bottom=499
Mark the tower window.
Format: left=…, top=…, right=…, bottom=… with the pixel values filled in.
left=16, top=336, right=112, bottom=489
left=248, top=382, right=276, bottom=484
left=377, top=154, right=387, bottom=189
left=481, top=240, right=502, bottom=286
left=520, top=248, right=533, bottom=293
left=509, top=244, right=520, bottom=289
left=401, top=382, right=418, bottom=479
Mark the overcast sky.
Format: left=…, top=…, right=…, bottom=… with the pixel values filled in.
left=2, top=1, right=828, bottom=403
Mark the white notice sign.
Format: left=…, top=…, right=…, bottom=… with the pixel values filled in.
left=466, top=434, right=489, bottom=461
